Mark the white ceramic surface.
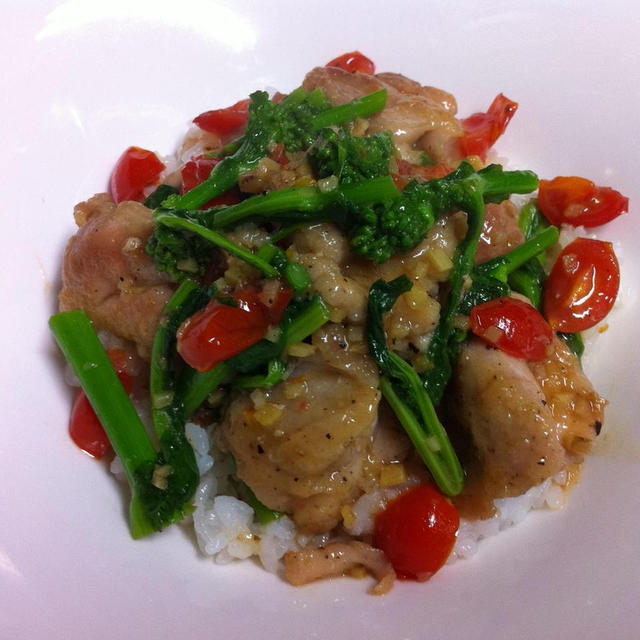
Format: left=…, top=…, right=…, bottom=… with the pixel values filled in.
left=2, top=1, right=639, bottom=638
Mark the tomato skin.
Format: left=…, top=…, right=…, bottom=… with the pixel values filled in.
left=326, top=51, right=375, bottom=74
left=253, top=284, right=294, bottom=324
left=193, top=98, right=250, bottom=138
left=181, top=155, right=242, bottom=207
left=177, top=300, right=267, bottom=372
left=470, top=297, right=553, bottom=361
left=181, top=156, right=220, bottom=193
left=459, top=93, right=518, bottom=159
left=373, top=484, right=459, bottom=581
left=177, top=285, right=292, bottom=372
left=538, top=176, right=628, bottom=227
left=69, top=392, right=110, bottom=458
left=68, top=349, right=134, bottom=458
left=543, top=238, right=620, bottom=332
left=109, top=146, right=165, bottom=204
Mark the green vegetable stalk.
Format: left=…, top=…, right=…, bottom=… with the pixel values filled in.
left=49, top=311, right=189, bottom=538
left=147, top=176, right=400, bottom=281
left=145, top=280, right=210, bottom=531
left=162, top=88, right=387, bottom=212
left=177, top=294, right=331, bottom=418
left=204, top=175, right=400, bottom=229
left=150, top=211, right=280, bottom=279
left=367, top=277, right=464, bottom=496
left=421, top=164, right=540, bottom=404
left=461, top=225, right=559, bottom=312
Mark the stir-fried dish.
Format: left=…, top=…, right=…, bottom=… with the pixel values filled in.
left=50, top=51, right=627, bottom=593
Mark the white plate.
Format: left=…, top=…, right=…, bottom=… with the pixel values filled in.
left=2, top=1, right=639, bottom=638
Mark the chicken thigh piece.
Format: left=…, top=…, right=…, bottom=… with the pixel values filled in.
left=302, top=66, right=462, bottom=163
left=220, top=352, right=380, bottom=535
left=451, top=337, right=604, bottom=500
left=59, top=193, right=175, bottom=356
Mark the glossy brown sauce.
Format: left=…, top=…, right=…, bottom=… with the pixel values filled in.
left=452, top=465, right=497, bottom=520
left=442, top=402, right=497, bottom=520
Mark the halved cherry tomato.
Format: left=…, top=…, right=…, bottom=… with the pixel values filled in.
left=177, top=298, right=266, bottom=372
left=543, top=237, right=619, bottom=332
left=459, top=93, right=518, bottom=159
left=326, top=51, right=375, bottom=74
left=181, top=155, right=242, bottom=207
left=181, top=156, right=220, bottom=193
left=69, top=349, right=134, bottom=458
left=252, top=283, right=294, bottom=324
left=470, top=297, right=553, bottom=361
left=373, top=484, right=459, bottom=581
left=109, top=146, right=165, bottom=204
left=537, top=176, right=628, bottom=228
left=177, top=285, right=292, bottom=372
left=193, top=98, right=250, bottom=139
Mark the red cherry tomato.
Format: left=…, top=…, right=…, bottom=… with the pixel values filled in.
left=537, top=176, right=628, bottom=228
left=69, top=349, right=134, bottom=458
left=543, top=237, right=619, bottom=332
left=470, top=297, right=553, bottom=361
left=193, top=98, right=250, bottom=139
left=373, top=484, right=459, bottom=581
left=181, top=155, right=242, bottom=207
left=459, top=93, right=518, bottom=159
left=109, top=146, right=165, bottom=204
left=181, top=156, right=220, bottom=193
left=250, top=283, right=294, bottom=324
left=177, top=285, right=292, bottom=372
left=326, top=51, right=375, bottom=74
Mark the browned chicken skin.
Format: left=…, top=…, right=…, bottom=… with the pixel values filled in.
left=59, top=194, right=175, bottom=356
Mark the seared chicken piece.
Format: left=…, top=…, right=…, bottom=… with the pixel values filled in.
left=220, top=352, right=380, bottom=534
left=475, top=200, right=525, bottom=264
left=529, top=337, right=606, bottom=458
left=451, top=337, right=604, bottom=499
left=59, top=193, right=174, bottom=356
left=303, top=65, right=386, bottom=106
left=302, top=66, right=462, bottom=163
left=284, top=541, right=396, bottom=595
left=292, top=223, right=369, bottom=324
left=292, top=214, right=463, bottom=333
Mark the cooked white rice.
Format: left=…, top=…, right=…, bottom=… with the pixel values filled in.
left=187, top=423, right=571, bottom=575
